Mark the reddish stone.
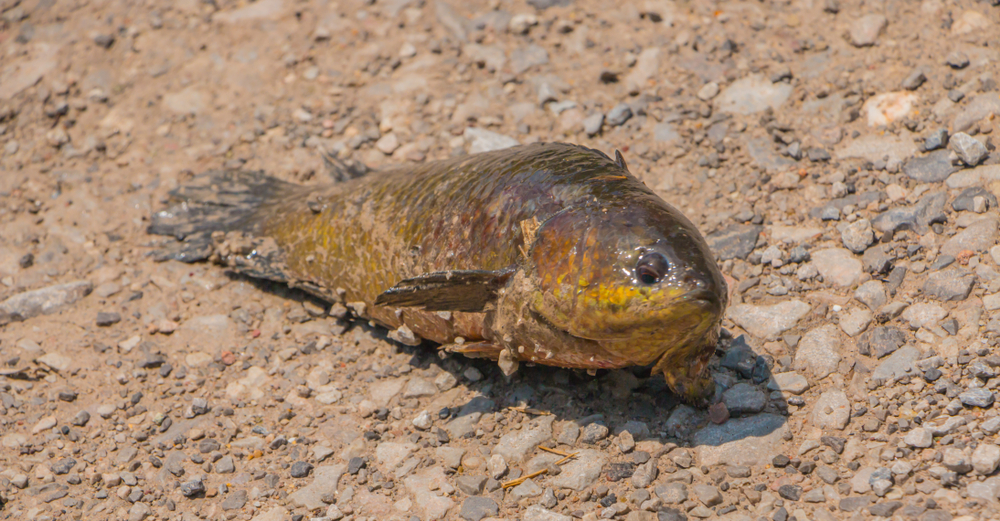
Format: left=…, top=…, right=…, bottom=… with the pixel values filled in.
left=708, top=402, right=730, bottom=424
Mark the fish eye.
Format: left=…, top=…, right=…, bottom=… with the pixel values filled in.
left=635, top=252, right=670, bottom=285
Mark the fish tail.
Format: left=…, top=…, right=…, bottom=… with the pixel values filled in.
left=147, top=170, right=298, bottom=263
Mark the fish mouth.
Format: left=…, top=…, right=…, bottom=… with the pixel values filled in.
left=681, top=288, right=723, bottom=317
left=654, top=289, right=724, bottom=407
left=685, top=288, right=720, bottom=304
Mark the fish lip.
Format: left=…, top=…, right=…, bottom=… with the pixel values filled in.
left=684, top=288, right=722, bottom=310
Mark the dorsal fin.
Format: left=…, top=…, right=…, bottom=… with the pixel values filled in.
left=320, top=148, right=369, bottom=183
left=614, top=149, right=629, bottom=171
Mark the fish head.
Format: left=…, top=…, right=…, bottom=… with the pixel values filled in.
left=528, top=194, right=727, bottom=405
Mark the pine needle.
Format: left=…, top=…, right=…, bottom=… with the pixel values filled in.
left=502, top=468, right=547, bottom=489
left=501, top=448, right=579, bottom=489
left=538, top=446, right=574, bottom=457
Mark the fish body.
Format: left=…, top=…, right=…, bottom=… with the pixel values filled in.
left=150, top=143, right=727, bottom=405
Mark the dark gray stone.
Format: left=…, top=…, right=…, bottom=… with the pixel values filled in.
left=770, top=66, right=793, bottom=83
left=885, top=265, right=908, bottom=296
left=459, top=496, right=499, bottom=521
left=902, top=150, right=958, bottom=183
left=810, top=192, right=886, bottom=221
left=71, top=410, right=90, bottom=427
left=901, top=69, right=926, bottom=90
left=922, top=267, right=974, bottom=302
left=51, top=458, right=76, bottom=475
left=190, top=398, right=209, bottom=416
left=785, top=142, right=803, bottom=160
left=215, top=456, right=235, bottom=474
left=869, top=467, right=893, bottom=484
left=43, top=486, right=68, bottom=503
left=946, top=51, right=969, bottom=69
left=722, top=383, right=766, bottom=416
left=839, top=495, right=873, bottom=512
left=198, top=438, right=221, bottom=454
left=221, top=489, right=248, bottom=510
left=862, top=245, right=894, bottom=274
left=859, top=326, right=906, bottom=359
left=348, top=457, right=366, bottom=474
left=96, top=311, right=121, bottom=327
left=807, top=147, right=831, bottom=162
left=720, top=336, right=756, bottom=378
left=822, top=436, right=846, bottom=454
left=789, top=246, right=809, bottom=263
left=527, top=0, right=572, bottom=8
left=871, top=192, right=947, bottom=235
left=706, top=224, right=762, bottom=260
left=93, top=33, right=115, bottom=48
left=290, top=461, right=313, bottom=478
left=657, top=508, right=687, bottom=521
left=869, top=501, right=903, bottom=517
left=924, top=129, right=949, bottom=151
left=455, top=475, right=487, bottom=495
left=959, top=388, right=995, bottom=408
left=953, top=187, right=997, bottom=213
left=968, top=360, right=995, bottom=380
left=817, top=466, right=840, bottom=484
left=778, top=484, right=801, bottom=501
left=954, top=93, right=1000, bottom=132
left=832, top=192, right=884, bottom=210
left=580, top=422, right=610, bottom=444
left=929, top=255, right=955, bottom=271
left=819, top=206, right=841, bottom=220
left=606, top=103, right=633, bottom=126
left=180, top=479, right=205, bottom=497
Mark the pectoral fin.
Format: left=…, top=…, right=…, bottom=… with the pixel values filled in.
left=374, top=268, right=515, bottom=312
left=442, top=342, right=504, bottom=358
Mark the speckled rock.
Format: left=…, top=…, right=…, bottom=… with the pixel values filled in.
left=793, top=325, right=842, bottom=379
left=812, top=390, right=851, bottom=430
left=727, top=300, right=811, bottom=340
left=811, top=248, right=863, bottom=287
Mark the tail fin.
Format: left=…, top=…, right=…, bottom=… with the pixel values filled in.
left=148, top=170, right=295, bottom=263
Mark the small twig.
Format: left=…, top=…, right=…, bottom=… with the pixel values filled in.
left=554, top=452, right=578, bottom=465
left=501, top=450, right=579, bottom=489
left=538, top=446, right=573, bottom=457
left=502, top=468, right=548, bottom=489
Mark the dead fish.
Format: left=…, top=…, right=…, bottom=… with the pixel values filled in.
left=149, top=143, right=727, bottom=405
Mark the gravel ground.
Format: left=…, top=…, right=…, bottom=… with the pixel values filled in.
left=2, top=0, right=1000, bottom=520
